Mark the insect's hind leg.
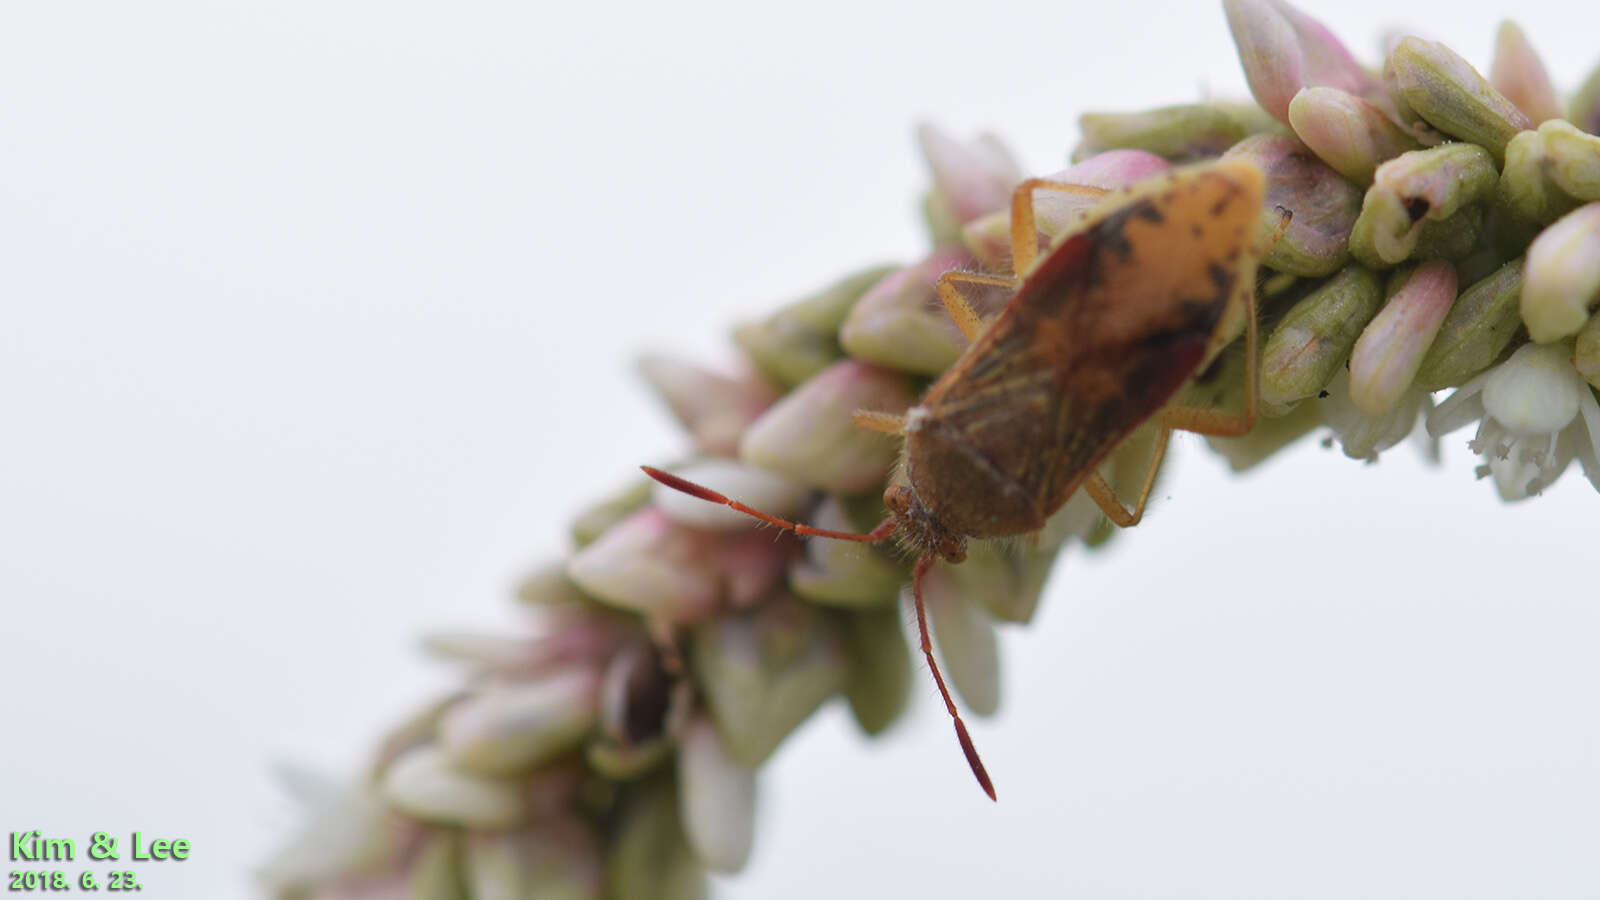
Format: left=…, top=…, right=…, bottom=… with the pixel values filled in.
left=936, top=271, right=1018, bottom=343
left=1009, top=178, right=1111, bottom=276
left=1083, top=427, right=1171, bottom=527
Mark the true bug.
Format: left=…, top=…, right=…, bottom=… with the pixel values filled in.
left=644, top=158, right=1281, bottom=800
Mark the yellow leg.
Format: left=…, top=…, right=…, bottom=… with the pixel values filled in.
left=1009, top=178, right=1111, bottom=276
left=936, top=270, right=1018, bottom=342
left=1082, top=427, right=1171, bottom=527
left=852, top=409, right=908, bottom=435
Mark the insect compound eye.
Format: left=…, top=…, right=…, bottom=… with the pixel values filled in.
left=883, top=485, right=913, bottom=516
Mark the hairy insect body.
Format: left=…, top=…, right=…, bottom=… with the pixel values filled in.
left=904, top=162, right=1263, bottom=547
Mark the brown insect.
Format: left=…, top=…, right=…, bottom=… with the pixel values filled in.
left=644, top=158, right=1281, bottom=800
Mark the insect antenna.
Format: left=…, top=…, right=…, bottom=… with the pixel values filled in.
left=640, top=466, right=898, bottom=543
left=911, top=553, right=997, bottom=801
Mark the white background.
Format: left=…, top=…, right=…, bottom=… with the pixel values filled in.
left=2, top=2, right=1596, bottom=898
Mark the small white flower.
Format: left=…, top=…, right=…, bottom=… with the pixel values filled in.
left=1427, top=342, right=1600, bottom=499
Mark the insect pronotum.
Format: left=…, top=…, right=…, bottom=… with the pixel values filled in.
left=645, top=157, right=1282, bottom=800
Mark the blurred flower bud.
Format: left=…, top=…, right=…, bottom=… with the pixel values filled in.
left=733, top=264, right=896, bottom=389
left=1224, top=134, right=1361, bottom=276
left=567, top=508, right=790, bottom=623
left=918, top=123, right=1022, bottom=229
left=1349, top=261, right=1457, bottom=414
left=1388, top=36, right=1531, bottom=165
left=381, top=744, right=528, bottom=828
left=1348, top=143, right=1496, bottom=267
left=1522, top=202, right=1600, bottom=342
left=918, top=566, right=999, bottom=717
left=677, top=713, right=758, bottom=874
left=1076, top=103, right=1270, bottom=163
left=440, top=670, right=600, bottom=777
left=788, top=494, right=904, bottom=608
left=840, top=608, right=911, bottom=736
left=637, top=355, right=778, bottom=458
left=1261, top=264, right=1383, bottom=410
left=569, top=479, right=653, bottom=549
left=463, top=818, right=604, bottom=900
left=607, top=782, right=708, bottom=900
left=739, top=359, right=915, bottom=493
left=1287, top=86, right=1422, bottom=183
left=690, top=596, right=847, bottom=767
left=1415, top=257, right=1525, bottom=390
left=1571, top=58, right=1600, bottom=135
left=1223, top=0, right=1376, bottom=124
left=1574, top=312, right=1600, bottom=390
left=840, top=246, right=993, bottom=375
left=260, top=778, right=412, bottom=893
left=1489, top=21, right=1562, bottom=125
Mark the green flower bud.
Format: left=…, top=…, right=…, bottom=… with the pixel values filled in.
left=1574, top=311, right=1600, bottom=390
left=788, top=494, right=904, bottom=609
left=840, top=247, right=989, bottom=375
left=1349, top=261, right=1458, bottom=414
left=677, top=713, right=758, bottom=874
left=1261, top=264, right=1384, bottom=409
left=1489, top=21, right=1562, bottom=125
left=381, top=745, right=528, bottom=829
left=463, top=820, right=604, bottom=900
left=1388, top=36, right=1531, bottom=165
left=637, top=355, right=778, bottom=458
left=1287, top=87, right=1423, bottom=184
left=1075, top=103, right=1271, bottom=163
left=732, top=265, right=896, bottom=388
left=690, top=597, right=847, bottom=767
left=1522, top=202, right=1600, bottom=342
left=607, top=782, right=708, bottom=900
left=739, top=359, right=916, bottom=493
left=1223, top=0, right=1377, bottom=124
left=570, top=479, right=652, bottom=549
left=258, top=780, right=409, bottom=892
left=841, top=609, right=911, bottom=737
left=1568, top=55, right=1600, bottom=135
left=1498, top=120, right=1600, bottom=226
left=1348, top=143, right=1497, bottom=267
left=406, top=831, right=466, bottom=900
left=919, top=565, right=999, bottom=717
left=918, top=123, right=1022, bottom=228
left=1415, top=257, right=1525, bottom=391
left=1224, top=134, right=1360, bottom=276
left=568, top=509, right=789, bottom=623
left=440, top=671, right=601, bottom=777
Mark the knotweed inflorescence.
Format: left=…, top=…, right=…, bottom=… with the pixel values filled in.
left=264, top=2, right=1600, bottom=897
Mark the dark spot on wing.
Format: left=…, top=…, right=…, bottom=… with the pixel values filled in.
left=1190, top=224, right=1203, bottom=239
left=1135, top=203, right=1165, bottom=225
left=1208, top=262, right=1236, bottom=302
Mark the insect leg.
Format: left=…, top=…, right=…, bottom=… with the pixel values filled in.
left=911, top=553, right=996, bottom=801
left=850, top=409, right=908, bottom=435
left=1009, top=178, right=1111, bottom=276
left=1155, top=282, right=1261, bottom=437
left=936, top=271, right=1017, bottom=342
left=1082, top=427, right=1171, bottom=527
